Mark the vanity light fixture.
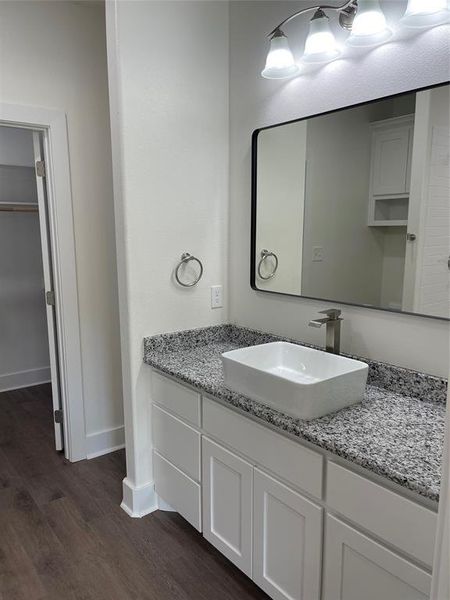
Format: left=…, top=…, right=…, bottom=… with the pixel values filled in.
left=262, top=0, right=449, bottom=79
left=400, top=0, right=450, bottom=28
left=346, top=0, right=392, bottom=47
left=261, top=28, right=300, bottom=79
left=302, top=8, right=341, bottom=64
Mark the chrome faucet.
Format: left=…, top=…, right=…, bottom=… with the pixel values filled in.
left=309, top=308, right=343, bottom=355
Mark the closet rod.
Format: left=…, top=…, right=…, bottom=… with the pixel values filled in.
left=0, top=204, right=39, bottom=213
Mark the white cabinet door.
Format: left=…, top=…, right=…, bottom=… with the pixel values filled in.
left=323, top=515, right=431, bottom=600
left=371, top=126, right=412, bottom=196
left=253, top=468, right=322, bottom=600
left=202, top=437, right=253, bottom=576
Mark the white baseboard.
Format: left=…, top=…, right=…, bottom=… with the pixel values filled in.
left=86, top=425, right=125, bottom=459
left=121, top=477, right=158, bottom=518
left=156, top=495, right=176, bottom=512
left=0, top=367, right=51, bottom=393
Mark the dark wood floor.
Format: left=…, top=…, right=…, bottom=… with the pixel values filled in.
left=0, top=384, right=269, bottom=600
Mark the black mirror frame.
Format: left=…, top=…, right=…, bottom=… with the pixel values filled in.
left=250, top=80, right=450, bottom=322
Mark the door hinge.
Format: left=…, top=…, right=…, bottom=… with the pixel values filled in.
left=46, top=290, right=55, bottom=306
left=54, top=409, right=63, bottom=424
left=36, top=160, right=46, bottom=177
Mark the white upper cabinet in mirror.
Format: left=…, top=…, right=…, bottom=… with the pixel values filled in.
left=252, top=83, right=450, bottom=320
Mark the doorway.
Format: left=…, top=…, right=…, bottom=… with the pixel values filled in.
left=0, top=126, right=63, bottom=451
left=0, top=103, right=86, bottom=462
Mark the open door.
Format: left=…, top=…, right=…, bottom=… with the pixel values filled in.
left=402, top=91, right=430, bottom=312
left=402, top=87, right=450, bottom=318
left=32, top=132, right=64, bottom=451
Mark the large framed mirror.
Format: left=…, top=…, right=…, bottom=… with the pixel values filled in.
left=251, top=82, right=450, bottom=320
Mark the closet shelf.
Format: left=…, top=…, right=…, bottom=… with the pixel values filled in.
left=368, top=220, right=407, bottom=227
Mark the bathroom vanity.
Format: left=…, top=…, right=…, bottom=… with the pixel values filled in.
left=142, top=82, right=449, bottom=600
left=144, top=324, right=446, bottom=600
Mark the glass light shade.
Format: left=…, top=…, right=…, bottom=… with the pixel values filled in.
left=347, top=0, right=392, bottom=47
left=261, top=30, right=300, bottom=79
left=302, top=10, right=341, bottom=63
left=400, top=0, right=449, bottom=28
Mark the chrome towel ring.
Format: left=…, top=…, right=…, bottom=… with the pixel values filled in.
left=257, top=249, right=278, bottom=280
left=175, top=253, right=204, bottom=287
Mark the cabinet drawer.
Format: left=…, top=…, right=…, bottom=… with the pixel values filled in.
left=152, top=371, right=201, bottom=427
left=203, top=397, right=323, bottom=499
left=153, top=451, right=201, bottom=532
left=327, top=462, right=437, bottom=567
left=152, top=404, right=201, bottom=481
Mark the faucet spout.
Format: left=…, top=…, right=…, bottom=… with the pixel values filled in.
left=308, top=308, right=343, bottom=354
left=308, top=317, right=329, bottom=328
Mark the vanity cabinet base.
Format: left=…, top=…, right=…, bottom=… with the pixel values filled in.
left=151, top=372, right=435, bottom=600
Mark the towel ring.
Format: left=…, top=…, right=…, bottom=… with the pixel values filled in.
left=257, top=249, right=278, bottom=280
left=175, top=253, right=204, bottom=287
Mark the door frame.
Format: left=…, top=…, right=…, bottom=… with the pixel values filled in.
left=0, top=103, right=86, bottom=462
left=402, top=91, right=431, bottom=312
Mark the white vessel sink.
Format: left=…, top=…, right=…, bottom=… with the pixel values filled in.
left=221, top=342, right=368, bottom=420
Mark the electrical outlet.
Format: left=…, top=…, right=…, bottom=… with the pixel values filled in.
left=312, top=246, right=324, bottom=262
left=211, top=285, right=223, bottom=309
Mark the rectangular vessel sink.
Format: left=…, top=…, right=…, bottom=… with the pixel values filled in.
left=221, top=342, right=368, bottom=421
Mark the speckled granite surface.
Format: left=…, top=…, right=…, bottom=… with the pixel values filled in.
left=144, top=324, right=447, bottom=502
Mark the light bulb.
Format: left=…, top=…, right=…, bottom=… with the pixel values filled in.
left=261, top=29, right=300, bottom=79
left=400, top=0, right=449, bottom=28
left=347, top=0, right=392, bottom=47
left=302, top=9, right=341, bottom=64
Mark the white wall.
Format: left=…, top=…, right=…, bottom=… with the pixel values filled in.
left=229, top=0, right=450, bottom=377
left=0, top=1, right=123, bottom=454
left=106, top=0, right=229, bottom=510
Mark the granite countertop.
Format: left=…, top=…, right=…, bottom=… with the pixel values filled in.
left=144, top=324, right=447, bottom=503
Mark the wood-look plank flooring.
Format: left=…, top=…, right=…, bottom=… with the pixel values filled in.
left=0, top=384, right=269, bottom=600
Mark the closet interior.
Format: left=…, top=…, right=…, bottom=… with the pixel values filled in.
left=0, top=127, right=51, bottom=398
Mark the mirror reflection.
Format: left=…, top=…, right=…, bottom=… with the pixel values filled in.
left=253, top=84, right=449, bottom=319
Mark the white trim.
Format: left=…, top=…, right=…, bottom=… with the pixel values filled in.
left=0, top=103, right=86, bottom=462
left=0, top=367, right=51, bottom=393
left=120, top=477, right=158, bottom=518
left=86, top=425, right=125, bottom=459
left=431, top=391, right=450, bottom=600
left=106, top=2, right=150, bottom=507
left=157, top=495, right=176, bottom=512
